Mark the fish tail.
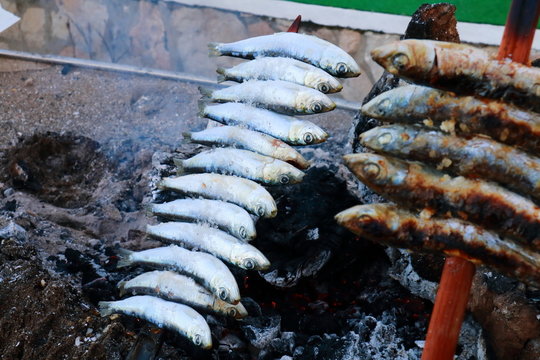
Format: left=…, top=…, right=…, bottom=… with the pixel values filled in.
left=208, top=42, right=222, bottom=57
left=197, top=100, right=209, bottom=118
left=216, top=67, right=227, bottom=83
left=117, top=281, right=127, bottom=297
left=116, top=248, right=134, bottom=268
left=182, top=132, right=193, bottom=143
left=156, top=180, right=166, bottom=191
left=145, top=204, right=155, bottom=217
left=173, top=158, right=186, bottom=175
left=98, top=301, right=115, bottom=317
left=198, top=86, right=214, bottom=99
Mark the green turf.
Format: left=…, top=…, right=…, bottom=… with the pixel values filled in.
left=286, top=0, right=540, bottom=28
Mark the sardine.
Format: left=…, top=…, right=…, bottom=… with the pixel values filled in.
left=208, top=32, right=361, bottom=77
left=99, top=295, right=212, bottom=349
left=146, top=222, right=271, bottom=270
left=359, top=124, right=540, bottom=201
left=148, top=199, right=256, bottom=241
left=184, top=126, right=310, bottom=169
left=344, top=153, right=540, bottom=249
left=216, top=57, right=343, bottom=93
left=335, top=204, right=540, bottom=286
left=361, top=85, right=540, bottom=153
left=116, top=246, right=241, bottom=304
left=174, top=148, right=305, bottom=185
left=199, top=102, right=328, bottom=145
left=370, top=40, right=540, bottom=111
left=118, top=271, right=248, bottom=319
left=158, top=174, right=277, bottom=218
left=199, top=80, right=336, bottom=115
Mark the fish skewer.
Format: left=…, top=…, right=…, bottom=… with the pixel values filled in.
left=335, top=204, right=540, bottom=287
left=118, top=271, right=248, bottom=319
left=184, top=126, right=310, bottom=170
left=361, top=85, right=540, bottom=153
left=148, top=199, right=256, bottom=241
left=216, top=57, right=343, bottom=93
left=116, top=246, right=241, bottom=304
left=174, top=148, right=305, bottom=185
left=158, top=173, right=277, bottom=218
left=199, top=80, right=336, bottom=115
left=359, top=124, right=540, bottom=201
left=99, top=295, right=212, bottom=349
left=208, top=32, right=361, bottom=77
left=199, top=102, right=328, bottom=146
left=146, top=222, right=271, bottom=270
left=370, top=39, right=540, bottom=112
left=344, top=153, right=540, bottom=249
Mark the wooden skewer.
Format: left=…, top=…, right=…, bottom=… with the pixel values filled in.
left=421, top=1, right=540, bottom=359
left=287, top=15, right=302, bottom=33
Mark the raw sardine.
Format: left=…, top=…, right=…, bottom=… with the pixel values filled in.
left=216, top=57, right=343, bottom=93
left=370, top=40, right=540, bottom=112
left=335, top=204, right=540, bottom=286
left=199, top=102, right=328, bottom=145
left=146, top=222, right=271, bottom=270
left=99, top=295, right=212, bottom=348
left=158, top=174, right=277, bottom=218
left=359, top=124, right=540, bottom=201
left=209, top=32, right=361, bottom=77
left=174, top=148, right=305, bottom=185
left=184, top=126, right=310, bottom=169
left=343, top=153, right=540, bottom=249
left=199, top=80, right=336, bottom=115
left=148, top=199, right=256, bottom=241
left=361, top=85, right=540, bottom=153
left=116, top=246, right=241, bottom=304
left=118, top=271, right=248, bottom=319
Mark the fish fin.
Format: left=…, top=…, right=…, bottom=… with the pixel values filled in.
left=197, top=99, right=209, bottom=118
left=116, top=248, right=134, bottom=268
left=198, top=86, right=214, bottom=99
left=145, top=204, right=155, bottom=217
left=98, top=301, right=115, bottom=317
left=173, top=158, right=186, bottom=175
left=117, top=281, right=127, bottom=297
left=216, top=67, right=227, bottom=83
left=287, top=15, right=301, bottom=33
left=208, top=42, right=222, bottom=57
left=182, top=132, right=193, bottom=143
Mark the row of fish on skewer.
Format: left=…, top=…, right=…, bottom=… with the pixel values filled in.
left=336, top=39, right=540, bottom=286
left=99, top=31, right=361, bottom=349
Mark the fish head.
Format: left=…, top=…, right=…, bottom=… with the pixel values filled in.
left=320, top=49, right=361, bottom=77
left=231, top=244, right=271, bottom=271
left=343, top=153, right=407, bottom=187
left=304, top=71, right=343, bottom=93
left=215, top=299, right=249, bottom=319
left=211, top=277, right=241, bottom=305
left=234, top=222, right=256, bottom=241
left=296, top=90, right=336, bottom=114
left=188, top=324, right=213, bottom=349
left=290, top=122, right=329, bottom=145
left=370, top=40, right=435, bottom=78
left=251, top=195, right=277, bottom=218
left=335, top=204, right=397, bottom=237
left=263, top=162, right=305, bottom=185
left=359, top=125, right=415, bottom=153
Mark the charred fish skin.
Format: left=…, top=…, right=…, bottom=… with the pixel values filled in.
left=116, top=246, right=241, bottom=304
left=199, top=102, right=328, bottom=146
left=208, top=32, right=361, bottom=77
left=370, top=40, right=540, bottom=111
left=199, top=80, right=336, bottom=115
left=99, top=295, right=212, bottom=349
left=146, top=222, right=271, bottom=270
left=361, top=85, right=540, bottom=153
left=216, top=57, right=343, bottom=93
left=343, top=153, right=540, bottom=249
left=335, top=204, right=540, bottom=287
left=359, top=124, right=540, bottom=201
left=148, top=198, right=257, bottom=241
left=184, top=126, right=310, bottom=170
left=174, top=148, right=305, bottom=185
left=118, top=271, right=248, bottom=319
left=158, top=173, right=277, bottom=218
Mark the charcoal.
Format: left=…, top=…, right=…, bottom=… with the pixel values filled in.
left=297, top=332, right=360, bottom=360
left=0, top=221, right=27, bottom=241
left=240, top=315, right=281, bottom=349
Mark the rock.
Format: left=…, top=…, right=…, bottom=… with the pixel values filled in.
left=247, top=20, right=274, bottom=37
left=240, top=315, right=281, bottom=349
left=0, top=221, right=27, bottom=241
left=3, top=188, right=14, bottom=197
left=20, top=8, right=46, bottom=49
left=50, top=11, right=70, bottom=41
left=338, top=29, right=362, bottom=54
left=270, top=332, right=296, bottom=355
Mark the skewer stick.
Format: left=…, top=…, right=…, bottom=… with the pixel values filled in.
left=287, top=15, right=302, bottom=33
left=421, top=1, right=540, bottom=359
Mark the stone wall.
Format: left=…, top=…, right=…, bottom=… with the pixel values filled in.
left=0, top=0, right=398, bottom=102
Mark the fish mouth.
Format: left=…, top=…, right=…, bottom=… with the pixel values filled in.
left=370, top=43, right=400, bottom=73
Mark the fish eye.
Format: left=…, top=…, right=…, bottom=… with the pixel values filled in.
left=257, top=205, right=266, bottom=217
left=218, top=287, right=229, bottom=301
left=311, top=102, right=322, bottom=113
left=303, top=132, right=314, bottom=144
left=377, top=132, right=394, bottom=145
left=193, top=334, right=202, bottom=346
left=279, top=175, right=290, bottom=185
left=362, top=162, right=381, bottom=179
left=358, top=214, right=373, bottom=223
left=317, top=83, right=330, bottom=93
left=228, top=308, right=237, bottom=317
left=239, top=226, right=247, bottom=239
left=244, top=258, right=255, bottom=270
left=377, top=99, right=391, bottom=115
left=336, top=62, right=348, bottom=75
left=392, top=53, right=409, bottom=71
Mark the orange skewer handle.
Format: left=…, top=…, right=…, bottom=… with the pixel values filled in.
left=498, top=0, right=540, bottom=62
